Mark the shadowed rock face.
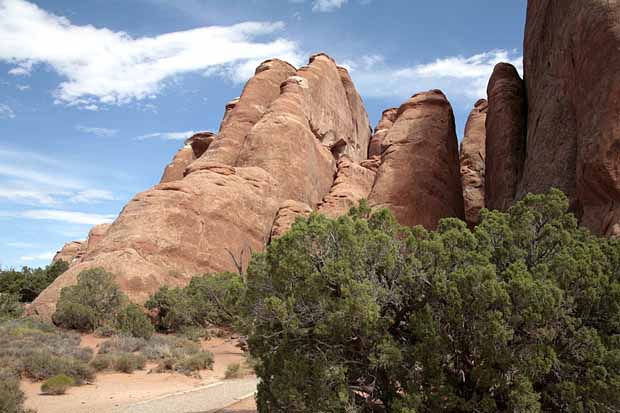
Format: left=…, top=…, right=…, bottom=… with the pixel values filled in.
left=485, top=63, right=527, bottom=212
left=460, top=99, right=487, bottom=226
left=368, top=108, right=398, bottom=158
left=270, top=200, right=313, bottom=240
left=368, top=90, right=465, bottom=229
left=317, top=157, right=376, bottom=219
left=516, top=0, right=620, bottom=236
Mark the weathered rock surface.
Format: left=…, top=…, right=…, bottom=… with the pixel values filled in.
left=270, top=200, right=313, bottom=239
left=460, top=99, right=487, bottom=226
left=517, top=0, right=620, bottom=236
left=83, top=224, right=111, bottom=256
left=337, top=67, right=373, bottom=162
left=237, top=54, right=366, bottom=207
left=485, top=63, right=527, bottom=212
left=317, top=157, right=376, bottom=219
left=368, top=90, right=464, bottom=229
left=187, top=59, right=297, bottom=172
left=52, top=241, right=85, bottom=266
left=368, top=108, right=398, bottom=158
left=33, top=163, right=281, bottom=320
left=160, top=132, right=216, bottom=183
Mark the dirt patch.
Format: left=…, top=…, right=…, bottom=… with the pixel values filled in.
left=218, top=396, right=257, bottom=413
left=22, top=333, right=249, bottom=413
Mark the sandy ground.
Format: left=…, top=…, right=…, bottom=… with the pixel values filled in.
left=22, top=333, right=252, bottom=413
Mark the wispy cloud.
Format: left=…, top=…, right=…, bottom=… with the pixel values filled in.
left=345, top=49, right=523, bottom=105
left=0, top=146, right=120, bottom=206
left=0, top=103, right=15, bottom=119
left=0, top=0, right=302, bottom=108
left=313, top=0, right=348, bottom=12
left=136, top=130, right=198, bottom=141
left=75, top=125, right=118, bottom=137
left=2, top=209, right=116, bottom=225
left=20, top=251, right=54, bottom=262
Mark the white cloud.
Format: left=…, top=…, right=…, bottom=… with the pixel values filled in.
left=0, top=146, right=119, bottom=206
left=16, top=84, right=30, bottom=91
left=0, top=0, right=302, bottom=108
left=75, top=125, right=118, bottom=137
left=313, top=0, right=348, bottom=12
left=69, top=189, right=117, bottom=204
left=20, top=251, right=54, bottom=262
left=346, top=49, right=523, bottom=104
left=3, top=241, right=38, bottom=248
left=5, top=209, right=116, bottom=225
left=0, top=103, right=16, bottom=119
left=136, top=130, right=198, bottom=141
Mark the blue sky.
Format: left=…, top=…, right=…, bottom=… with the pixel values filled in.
left=0, top=0, right=526, bottom=268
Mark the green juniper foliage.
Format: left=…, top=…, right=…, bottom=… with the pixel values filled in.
left=0, top=260, right=68, bottom=303
left=240, top=191, right=620, bottom=412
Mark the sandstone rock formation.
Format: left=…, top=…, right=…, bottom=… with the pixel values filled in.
left=52, top=241, right=85, bottom=266
left=368, top=90, right=464, bottom=229
left=317, top=157, right=376, bottom=219
left=517, top=0, right=620, bottom=236
left=270, top=200, right=313, bottom=239
left=485, top=63, right=527, bottom=212
left=160, top=132, right=216, bottom=183
left=33, top=53, right=377, bottom=320
left=460, top=99, right=487, bottom=226
left=368, top=108, right=398, bottom=158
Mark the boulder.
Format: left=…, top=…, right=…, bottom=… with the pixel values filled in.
left=460, top=99, right=487, bottom=226
left=270, top=200, right=313, bottom=239
left=485, top=63, right=527, bottom=212
left=368, top=108, right=398, bottom=157
left=317, top=157, right=376, bottom=219
left=368, top=90, right=464, bottom=229
left=32, top=163, right=281, bottom=320
left=52, top=241, right=85, bottom=266
left=160, top=132, right=215, bottom=183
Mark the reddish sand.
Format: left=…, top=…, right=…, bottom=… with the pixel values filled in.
left=218, top=396, right=257, bottom=412
left=22, top=333, right=252, bottom=413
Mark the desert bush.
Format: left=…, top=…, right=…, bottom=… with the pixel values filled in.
left=115, top=304, right=154, bottom=339
left=112, top=353, right=146, bottom=374
left=52, top=268, right=126, bottom=331
left=94, top=324, right=118, bottom=338
left=0, top=319, right=95, bottom=383
left=146, top=272, right=243, bottom=332
left=224, top=363, right=243, bottom=379
left=241, top=192, right=620, bottom=412
left=140, top=335, right=200, bottom=360
left=0, top=368, right=33, bottom=413
left=0, top=293, right=23, bottom=320
left=90, top=354, right=114, bottom=372
left=41, top=374, right=75, bottom=395
left=22, top=351, right=94, bottom=384
left=178, top=326, right=209, bottom=342
left=175, top=351, right=214, bottom=375
left=0, top=260, right=68, bottom=303
left=99, top=335, right=147, bottom=354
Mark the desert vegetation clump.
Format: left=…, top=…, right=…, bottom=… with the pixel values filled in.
left=0, top=319, right=94, bottom=384
left=224, top=362, right=243, bottom=379
left=0, top=260, right=68, bottom=303
left=146, top=271, right=243, bottom=332
left=240, top=191, right=620, bottom=412
left=40, top=374, right=75, bottom=395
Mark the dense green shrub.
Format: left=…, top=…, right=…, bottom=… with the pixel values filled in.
left=146, top=272, right=243, bottom=332
left=0, top=368, right=33, bottom=413
left=241, top=191, right=620, bottom=412
left=41, top=374, right=75, bottom=395
left=90, top=354, right=114, bottom=372
left=115, top=304, right=155, bottom=339
left=22, top=351, right=94, bottom=383
left=0, top=293, right=23, bottom=320
left=0, top=260, right=68, bottom=302
left=53, top=268, right=126, bottom=331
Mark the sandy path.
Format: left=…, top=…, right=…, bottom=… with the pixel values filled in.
left=114, top=378, right=257, bottom=413
left=216, top=396, right=257, bottom=412
left=22, top=334, right=250, bottom=413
